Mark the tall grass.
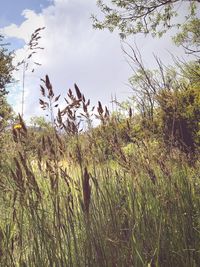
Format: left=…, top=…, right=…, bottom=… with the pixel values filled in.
left=0, top=78, right=199, bottom=267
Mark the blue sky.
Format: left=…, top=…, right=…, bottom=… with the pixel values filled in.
left=0, top=0, right=50, bottom=50
left=0, top=0, right=50, bottom=27
left=0, top=0, right=197, bottom=121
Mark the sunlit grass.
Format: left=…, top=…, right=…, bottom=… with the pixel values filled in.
left=0, top=79, right=199, bottom=267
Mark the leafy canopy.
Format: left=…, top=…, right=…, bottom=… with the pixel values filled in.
left=0, top=35, right=14, bottom=97
left=92, top=0, right=199, bottom=38
left=0, top=35, right=14, bottom=133
left=173, top=18, right=200, bottom=55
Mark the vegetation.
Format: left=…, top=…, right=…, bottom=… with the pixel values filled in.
left=0, top=35, right=14, bottom=96
left=0, top=1, right=200, bottom=266
left=0, top=34, right=14, bottom=131
left=92, top=0, right=199, bottom=38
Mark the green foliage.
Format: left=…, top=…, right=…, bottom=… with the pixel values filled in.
left=0, top=36, right=15, bottom=181
left=0, top=35, right=14, bottom=149
left=92, top=0, right=199, bottom=38
left=30, top=116, right=50, bottom=129
left=0, top=97, right=13, bottom=133
left=155, top=61, right=200, bottom=153
left=0, top=35, right=14, bottom=96
left=158, top=85, right=200, bottom=153
left=173, top=18, right=200, bottom=55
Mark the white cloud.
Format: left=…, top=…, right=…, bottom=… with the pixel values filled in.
left=1, top=9, right=44, bottom=42
left=0, top=0, right=190, bottom=122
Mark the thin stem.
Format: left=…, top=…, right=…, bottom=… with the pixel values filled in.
left=21, top=61, right=26, bottom=118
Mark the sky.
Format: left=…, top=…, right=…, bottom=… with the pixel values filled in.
left=0, top=0, right=196, bottom=121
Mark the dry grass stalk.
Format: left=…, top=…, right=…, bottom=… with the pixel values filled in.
left=83, top=167, right=91, bottom=214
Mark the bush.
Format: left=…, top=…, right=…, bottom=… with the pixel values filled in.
left=157, top=85, right=200, bottom=154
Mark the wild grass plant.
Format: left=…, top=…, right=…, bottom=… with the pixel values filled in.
left=0, top=76, right=199, bottom=267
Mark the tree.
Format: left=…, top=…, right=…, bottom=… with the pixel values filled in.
left=0, top=35, right=14, bottom=96
left=173, top=18, right=200, bottom=56
left=0, top=36, right=14, bottom=168
left=0, top=35, right=14, bottom=133
left=157, top=79, right=200, bottom=154
left=93, top=0, right=200, bottom=153
left=0, top=96, right=13, bottom=133
left=129, top=53, right=200, bottom=152
left=30, top=116, right=51, bottom=129
left=92, top=0, right=199, bottom=38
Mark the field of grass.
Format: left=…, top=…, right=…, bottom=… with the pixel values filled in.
left=0, top=3, right=200, bottom=265
left=0, top=79, right=200, bottom=267
left=0, top=119, right=200, bottom=267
